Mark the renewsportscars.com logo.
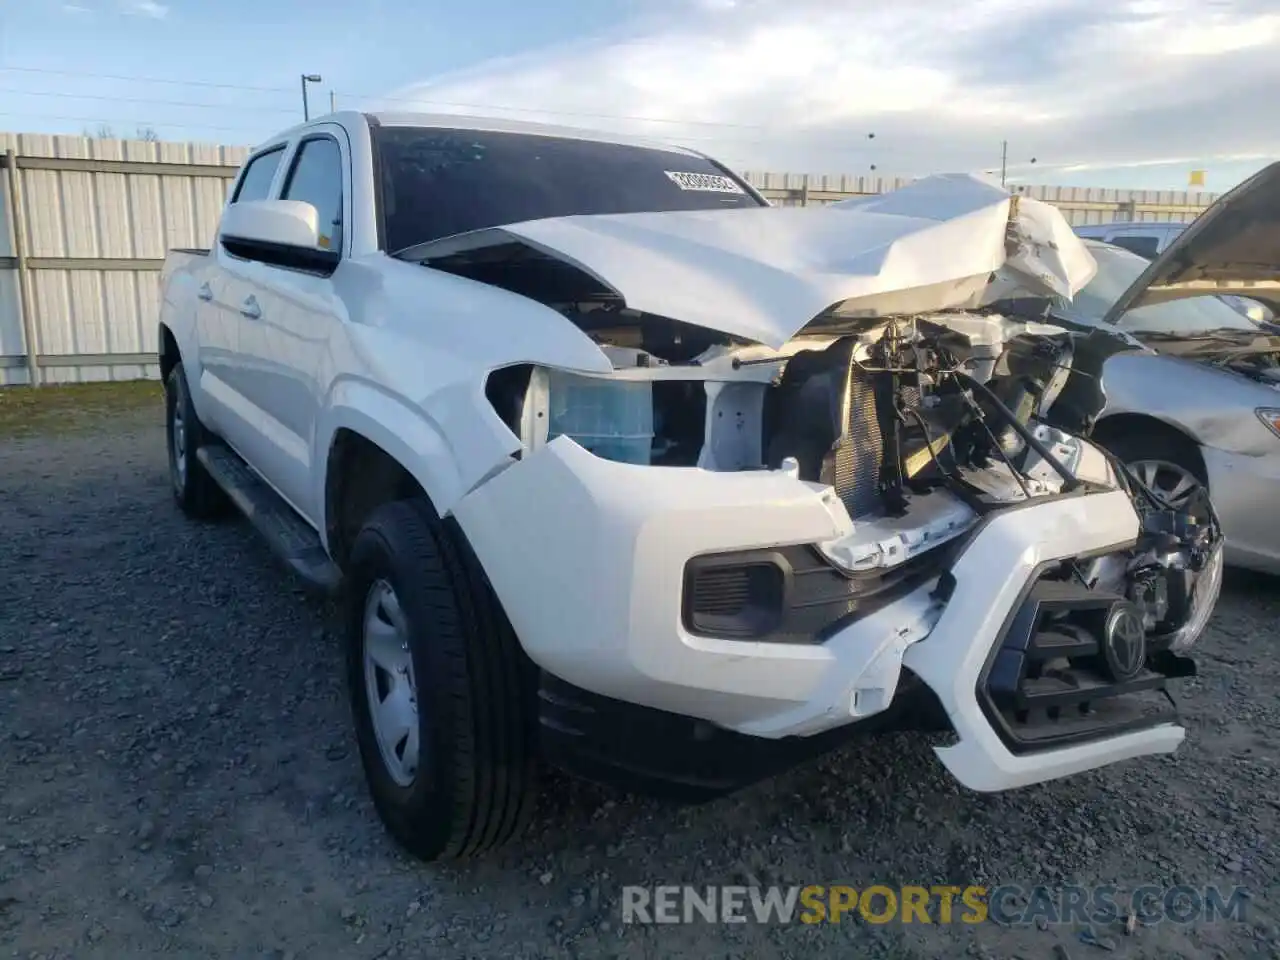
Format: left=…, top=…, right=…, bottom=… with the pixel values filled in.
left=621, top=884, right=1250, bottom=926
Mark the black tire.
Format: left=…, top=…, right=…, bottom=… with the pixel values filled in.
left=344, top=498, right=539, bottom=862
left=165, top=362, right=228, bottom=519
left=1095, top=425, right=1209, bottom=513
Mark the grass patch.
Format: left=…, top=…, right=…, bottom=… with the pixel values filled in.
left=0, top=379, right=163, bottom=439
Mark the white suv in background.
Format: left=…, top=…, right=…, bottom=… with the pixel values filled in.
left=1074, top=221, right=1184, bottom=260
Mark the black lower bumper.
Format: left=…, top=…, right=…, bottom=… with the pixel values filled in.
left=978, top=573, right=1197, bottom=755
left=537, top=670, right=949, bottom=803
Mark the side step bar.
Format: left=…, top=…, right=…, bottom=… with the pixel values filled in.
left=196, top=444, right=341, bottom=594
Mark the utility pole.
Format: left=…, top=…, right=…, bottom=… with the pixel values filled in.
left=999, top=142, right=1038, bottom=187
left=300, top=73, right=322, bottom=120
left=329, top=90, right=336, bottom=113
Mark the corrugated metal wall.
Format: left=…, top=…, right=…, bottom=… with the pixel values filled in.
left=742, top=171, right=1221, bottom=225
left=0, top=132, right=247, bottom=385
left=0, top=131, right=1223, bottom=386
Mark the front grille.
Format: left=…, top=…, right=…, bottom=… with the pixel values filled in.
left=979, top=575, right=1193, bottom=753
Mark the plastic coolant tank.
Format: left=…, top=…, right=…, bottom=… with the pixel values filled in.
left=545, top=370, right=654, bottom=465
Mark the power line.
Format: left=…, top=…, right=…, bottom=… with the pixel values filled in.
left=0, top=92, right=896, bottom=149
left=0, top=65, right=289, bottom=95
left=0, top=113, right=899, bottom=156
left=0, top=64, right=827, bottom=133
left=0, top=87, right=300, bottom=116
left=0, top=66, right=891, bottom=155
left=0, top=111, right=264, bottom=136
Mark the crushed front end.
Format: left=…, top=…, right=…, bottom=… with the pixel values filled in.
left=453, top=309, right=1224, bottom=797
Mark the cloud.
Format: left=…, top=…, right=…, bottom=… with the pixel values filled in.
left=62, top=3, right=92, bottom=13
left=386, top=0, right=1280, bottom=186
left=119, top=0, right=168, bottom=18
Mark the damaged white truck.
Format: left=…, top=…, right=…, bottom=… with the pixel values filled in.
left=158, top=112, right=1224, bottom=862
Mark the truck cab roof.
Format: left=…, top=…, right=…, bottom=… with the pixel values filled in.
left=257, top=109, right=709, bottom=159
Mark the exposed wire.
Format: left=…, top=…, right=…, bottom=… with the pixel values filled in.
left=967, top=395, right=1035, bottom=501
left=955, top=371, right=1080, bottom=491
left=906, top=406, right=954, bottom=481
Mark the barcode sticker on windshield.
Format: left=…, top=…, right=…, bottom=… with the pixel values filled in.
left=664, top=171, right=746, bottom=194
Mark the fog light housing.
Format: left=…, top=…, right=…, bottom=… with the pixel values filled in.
left=683, top=557, right=786, bottom=639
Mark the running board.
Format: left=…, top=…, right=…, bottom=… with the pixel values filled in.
left=196, top=444, right=341, bottom=594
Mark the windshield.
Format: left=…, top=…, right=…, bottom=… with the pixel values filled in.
left=373, top=126, right=766, bottom=253
left=1066, top=243, right=1259, bottom=335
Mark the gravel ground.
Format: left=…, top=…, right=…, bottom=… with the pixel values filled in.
left=1, top=395, right=1278, bottom=960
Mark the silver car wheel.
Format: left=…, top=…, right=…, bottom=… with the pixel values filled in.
left=362, top=579, right=419, bottom=787
left=1128, top=458, right=1202, bottom=509
left=170, top=378, right=188, bottom=491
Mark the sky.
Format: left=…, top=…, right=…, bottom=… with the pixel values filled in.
left=0, top=0, right=1277, bottom=191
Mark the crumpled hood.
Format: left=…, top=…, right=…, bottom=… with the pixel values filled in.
left=1104, top=160, right=1280, bottom=323
left=398, top=173, right=1098, bottom=349
left=831, top=173, right=1098, bottom=306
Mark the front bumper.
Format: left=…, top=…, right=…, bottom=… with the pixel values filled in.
left=454, top=436, right=1196, bottom=793
left=1203, top=445, right=1280, bottom=575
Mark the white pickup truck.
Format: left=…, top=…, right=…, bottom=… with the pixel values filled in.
left=158, top=111, right=1224, bottom=862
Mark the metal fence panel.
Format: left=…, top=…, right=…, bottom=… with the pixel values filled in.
left=0, top=132, right=1225, bottom=386
left=0, top=132, right=243, bottom=384
left=0, top=272, right=21, bottom=386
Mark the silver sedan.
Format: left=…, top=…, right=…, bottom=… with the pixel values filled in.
left=1039, top=237, right=1280, bottom=574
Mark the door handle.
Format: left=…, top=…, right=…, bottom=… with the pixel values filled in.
left=197, top=282, right=213, bottom=302
left=239, top=295, right=262, bottom=320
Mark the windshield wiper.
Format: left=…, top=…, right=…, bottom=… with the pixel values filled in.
left=1134, top=329, right=1256, bottom=342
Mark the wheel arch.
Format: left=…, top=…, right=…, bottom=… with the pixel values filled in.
left=324, top=426, right=434, bottom=570
left=1090, top=412, right=1208, bottom=484
left=316, top=377, right=526, bottom=561
left=158, top=323, right=181, bottom=383
left=157, top=319, right=221, bottom=428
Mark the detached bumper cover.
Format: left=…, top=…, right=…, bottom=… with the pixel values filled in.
left=455, top=437, right=1191, bottom=792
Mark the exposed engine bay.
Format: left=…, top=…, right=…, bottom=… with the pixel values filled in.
left=485, top=309, right=1222, bottom=655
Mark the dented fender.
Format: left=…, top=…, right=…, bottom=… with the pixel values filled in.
left=1097, top=351, right=1280, bottom=456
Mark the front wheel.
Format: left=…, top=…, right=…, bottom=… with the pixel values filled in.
left=1098, top=429, right=1208, bottom=512
left=343, top=498, right=539, bottom=862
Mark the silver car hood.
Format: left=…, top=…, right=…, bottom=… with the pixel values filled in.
left=398, top=173, right=1097, bottom=349
left=1103, top=160, right=1280, bottom=323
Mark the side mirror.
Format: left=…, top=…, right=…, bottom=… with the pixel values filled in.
left=218, top=199, right=340, bottom=274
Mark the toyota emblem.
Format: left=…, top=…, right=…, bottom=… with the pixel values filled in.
left=1103, top=602, right=1147, bottom=682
